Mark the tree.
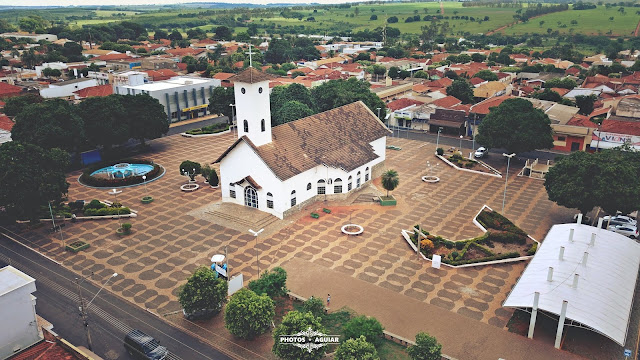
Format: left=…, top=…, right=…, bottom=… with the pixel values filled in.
left=476, top=98, right=554, bottom=154
left=214, top=26, right=233, bottom=41
left=42, top=67, right=62, bottom=78
left=544, top=77, right=576, bottom=89
left=0, top=142, right=69, bottom=222
left=473, top=70, right=498, bottom=81
left=208, top=86, right=236, bottom=123
left=178, top=266, right=228, bottom=317
left=446, top=79, right=474, bottom=104
left=275, top=101, right=314, bottom=125
left=545, top=149, right=640, bottom=216
left=532, top=88, right=563, bottom=103
left=265, top=38, right=292, bottom=64
left=370, top=14, right=378, bottom=20
left=388, top=66, right=401, bottom=79
left=19, top=15, right=49, bottom=33
left=302, top=296, right=325, bottom=318
left=179, top=160, right=202, bottom=180
left=272, top=311, right=325, bottom=360
left=12, top=99, right=84, bottom=153
left=381, top=169, right=399, bottom=197
left=120, top=94, right=169, bottom=146
left=335, top=336, right=379, bottom=360
left=154, top=29, right=168, bottom=40
left=574, top=94, right=596, bottom=115
left=168, top=30, right=183, bottom=41
left=3, top=94, right=43, bottom=117
left=471, top=53, right=486, bottom=63
left=248, top=266, right=288, bottom=298
left=311, top=78, right=386, bottom=118
left=225, top=288, right=275, bottom=340
left=79, top=95, right=129, bottom=151
left=387, top=16, right=399, bottom=23
left=342, top=315, right=384, bottom=348
left=407, top=332, right=442, bottom=360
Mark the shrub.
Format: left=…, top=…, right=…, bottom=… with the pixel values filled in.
left=420, top=239, right=434, bottom=252
left=436, top=148, right=444, bottom=156
left=451, top=251, right=459, bottom=260
left=84, top=199, right=104, bottom=210
left=451, top=153, right=463, bottom=161
left=408, top=332, right=442, bottom=360
left=455, top=241, right=465, bottom=250
left=342, top=315, right=384, bottom=348
left=248, top=267, right=288, bottom=298
left=464, top=162, right=474, bottom=168
left=84, top=207, right=131, bottom=216
left=527, top=243, right=538, bottom=255
left=225, top=289, right=275, bottom=340
left=121, top=223, right=132, bottom=231
left=335, top=336, right=379, bottom=360
left=488, top=230, right=527, bottom=245
left=302, top=296, right=325, bottom=318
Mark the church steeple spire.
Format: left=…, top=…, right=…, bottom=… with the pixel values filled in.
left=233, top=67, right=273, bottom=147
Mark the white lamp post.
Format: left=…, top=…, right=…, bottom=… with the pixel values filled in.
left=459, top=135, right=463, bottom=152
left=436, top=127, right=443, bottom=151
left=76, top=272, right=117, bottom=351
left=107, top=189, right=122, bottom=225
left=249, top=228, right=264, bottom=277
left=502, top=153, right=516, bottom=213
left=142, top=175, right=148, bottom=196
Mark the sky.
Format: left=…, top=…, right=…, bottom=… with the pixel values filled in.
left=0, top=0, right=357, bottom=6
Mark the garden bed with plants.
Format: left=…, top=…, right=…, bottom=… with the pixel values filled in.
left=43, top=199, right=132, bottom=220
left=436, top=148, right=501, bottom=177
left=66, top=240, right=90, bottom=253
left=184, top=123, right=230, bottom=136
left=405, top=207, right=538, bottom=267
left=78, top=158, right=163, bottom=188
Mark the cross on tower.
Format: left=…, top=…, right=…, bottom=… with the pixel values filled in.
left=245, top=44, right=256, bottom=68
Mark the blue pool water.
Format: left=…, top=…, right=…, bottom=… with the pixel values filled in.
left=90, top=163, right=154, bottom=179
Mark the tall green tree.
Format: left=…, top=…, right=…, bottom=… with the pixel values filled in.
left=473, top=70, right=498, bottom=81
left=3, top=94, right=43, bottom=117
left=120, top=94, right=169, bottom=146
left=11, top=99, right=84, bottom=153
left=311, top=78, right=386, bottom=118
left=342, top=315, right=384, bottom=348
left=272, top=311, right=325, bottom=360
left=265, top=38, right=292, bottom=64
left=335, top=336, right=379, bottom=360
left=0, top=142, right=69, bottom=222
left=446, top=79, right=475, bottom=104
left=208, top=86, right=236, bottom=123
left=178, top=266, right=228, bottom=317
left=476, top=98, right=554, bottom=154
left=274, top=100, right=314, bottom=125
left=78, top=95, right=129, bottom=151
left=407, top=332, right=442, bottom=360
left=381, top=169, right=399, bottom=197
left=545, top=149, right=640, bottom=215
left=214, top=26, right=233, bottom=41
left=574, top=94, right=596, bottom=115
left=248, top=266, right=288, bottom=298
left=225, top=288, right=275, bottom=340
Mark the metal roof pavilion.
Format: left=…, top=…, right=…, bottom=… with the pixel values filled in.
left=503, top=223, right=640, bottom=347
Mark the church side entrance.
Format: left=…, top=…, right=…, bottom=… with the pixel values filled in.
left=244, top=186, right=258, bottom=208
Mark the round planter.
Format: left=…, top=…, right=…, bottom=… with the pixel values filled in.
left=421, top=176, right=440, bottom=183
left=341, top=224, right=364, bottom=236
left=210, top=184, right=220, bottom=189
left=116, top=228, right=131, bottom=236
left=180, top=183, right=199, bottom=192
left=141, top=196, right=154, bottom=204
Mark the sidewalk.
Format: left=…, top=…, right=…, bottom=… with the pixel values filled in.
left=283, top=257, right=583, bottom=360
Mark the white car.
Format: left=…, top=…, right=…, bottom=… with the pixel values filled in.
left=608, top=224, right=638, bottom=239
left=603, top=215, right=637, bottom=226
left=474, top=147, right=488, bottom=158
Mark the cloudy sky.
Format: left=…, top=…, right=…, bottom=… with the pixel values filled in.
left=0, top=0, right=355, bottom=6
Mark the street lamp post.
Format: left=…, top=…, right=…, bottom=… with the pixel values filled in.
left=107, top=189, right=122, bottom=225
left=459, top=135, right=463, bottom=152
left=248, top=228, right=264, bottom=277
left=436, top=127, right=443, bottom=151
left=48, top=201, right=65, bottom=249
left=142, top=175, right=148, bottom=197
left=502, top=153, right=516, bottom=214
left=76, top=272, right=117, bottom=351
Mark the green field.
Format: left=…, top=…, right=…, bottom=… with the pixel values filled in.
left=503, top=6, right=639, bottom=37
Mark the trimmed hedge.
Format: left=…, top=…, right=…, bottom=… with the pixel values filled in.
left=441, top=251, right=521, bottom=266
left=80, top=158, right=161, bottom=188
left=84, top=207, right=131, bottom=216
left=185, top=123, right=229, bottom=135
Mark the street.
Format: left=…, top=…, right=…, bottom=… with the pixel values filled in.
left=0, top=231, right=233, bottom=360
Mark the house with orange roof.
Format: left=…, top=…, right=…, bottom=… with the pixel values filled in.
left=0, top=113, right=13, bottom=144
left=72, top=84, right=113, bottom=99
left=431, top=95, right=461, bottom=109
left=387, top=98, right=425, bottom=129
left=166, top=47, right=206, bottom=58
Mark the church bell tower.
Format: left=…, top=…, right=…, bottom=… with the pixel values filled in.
left=233, top=67, right=273, bottom=147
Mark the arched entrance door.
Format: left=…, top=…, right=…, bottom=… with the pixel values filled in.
left=244, top=186, right=258, bottom=208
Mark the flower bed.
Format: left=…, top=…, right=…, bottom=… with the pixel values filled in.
left=66, top=240, right=90, bottom=253
left=448, top=153, right=479, bottom=169
left=185, top=123, right=229, bottom=135
left=79, top=158, right=163, bottom=188
left=407, top=208, right=537, bottom=266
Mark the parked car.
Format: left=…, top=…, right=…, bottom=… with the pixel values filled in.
left=603, top=215, right=637, bottom=226
left=124, top=329, right=168, bottom=360
left=474, top=147, right=488, bottom=158
left=182, top=308, right=217, bottom=320
left=607, top=224, right=639, bottom=239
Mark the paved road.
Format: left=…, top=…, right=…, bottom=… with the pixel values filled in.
left=0, top=233, right=233, bottom=360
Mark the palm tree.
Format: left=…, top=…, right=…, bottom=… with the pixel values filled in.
left=381, top=169, right=399, bottom=197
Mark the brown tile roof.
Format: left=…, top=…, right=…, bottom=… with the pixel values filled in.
left=550, top=87, right=570, bottom=96
left=234, top=67, right=274, bottom=84
left=73, top=84, right=113, bottom=98
left=600, top=118, right=640, bottom=136
left=470, top=95, right=513, bottom=115
left=213, top=72, right=236, bottom=80
left=0, top=82, right=23, bottom=97
left=0, top=114, right=13, bottom=131
left=215, top=101, right=390, bottom=180
left=387, top=98, right=424, bottom=111
left=567, top=114, right=597, bottom=128
left=431, top=95, right=461, bottom=108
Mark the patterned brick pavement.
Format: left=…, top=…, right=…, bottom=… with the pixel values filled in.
left=6, top=133, right=576, bottom=337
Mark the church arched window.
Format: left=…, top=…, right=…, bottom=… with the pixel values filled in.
left=365, top=167, right=370, bottom=182
left=347, top=176, right=352, bottom=191
left=261, top=119, right=265, bottom=132
left=307, top=183, right=312, bottom=191
left=334, top=178, right=343, bottom=193
left=229, top=183, right=236, bottom=198
left=267, top=192, right=273, bottom=209
left=243, top=120, right=248, bottom=132
left=241, top=87, right=246, bottom=94
left=290, top=190, right=297, bottom=207
left=357, top=171, right=361, bottom=188
left=317, top=180, right=326, bottom=195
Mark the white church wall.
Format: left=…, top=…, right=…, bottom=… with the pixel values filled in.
left=234, top=79, right=272, bottom=147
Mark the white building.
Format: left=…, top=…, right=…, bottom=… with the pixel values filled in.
left=214, top=67, right=390, bottom=219
left=0, top=33, right=57, bottom=42
left=0, top=266, right=41, bottom=358
left=40, top=78, right=99, bottom=99
left=114, top=76, right=221, bottom=122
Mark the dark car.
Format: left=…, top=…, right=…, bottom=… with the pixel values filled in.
left=182, top=308, right=218, bottom=320
left=124, top=329, right=168, bottom=360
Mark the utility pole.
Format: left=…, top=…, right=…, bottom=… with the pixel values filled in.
left=76, top=276, right=93, bottom=351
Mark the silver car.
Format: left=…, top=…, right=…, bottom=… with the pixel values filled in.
left=603, top=215, right=637, bottom=226
left=608, top=224, right=639, bottom=239
left=474, top=147, right=487, bottom=158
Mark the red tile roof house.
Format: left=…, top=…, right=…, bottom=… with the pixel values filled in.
left=72, top=84, right=113, bottom=99
left=0, top=82, right=24, bottom=98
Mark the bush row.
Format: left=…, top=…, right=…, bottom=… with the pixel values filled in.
left=186, top=123, right=229, bottom=135
left=477, top=210, right=527, bottom=237
left=84, top=207, right=131, bottom=216
left=79, top=158, right=162, bottom=187
left=441, top=251, right=521, bottom=266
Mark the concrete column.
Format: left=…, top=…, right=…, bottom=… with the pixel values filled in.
left=174, top=92, right=180, bottom=120
left=528, top=292, right=540, bottom=339
left=576, top=213, right=583, bottom=224
left=559, top=246, right=565, bottom=260
left=183, top=89, right=189, bottom=108
left=590, top=233, right=596, bottom=246
left=582, top=252, right=589, bottom=266
left=555, top=300, right=568, bottom=349
left=547, top=267, right=554, bottom=282
left=568, top=228, right=574, bottom=242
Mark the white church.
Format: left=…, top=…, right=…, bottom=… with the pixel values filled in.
left=214, top=67, right=391, bottom=219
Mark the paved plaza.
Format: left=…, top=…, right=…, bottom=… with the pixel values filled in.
left=6, top=131, right=626, bottom=359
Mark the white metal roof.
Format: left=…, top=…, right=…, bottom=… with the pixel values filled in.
left=121, top=76, right=217, bottom=91
left=503, top=223, right=640, bottom=346
left=0, top=265, right=35, bottom=297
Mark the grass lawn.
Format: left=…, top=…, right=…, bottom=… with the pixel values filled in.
left=503, top=6, right=638, bottom=36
